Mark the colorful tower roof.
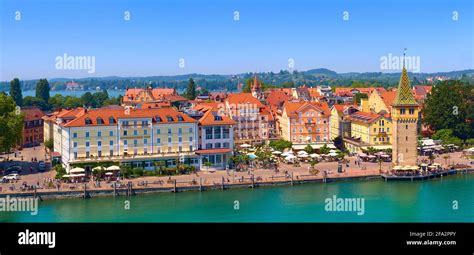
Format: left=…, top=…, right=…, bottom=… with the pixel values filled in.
left=393, top=66, right=418, bottom=106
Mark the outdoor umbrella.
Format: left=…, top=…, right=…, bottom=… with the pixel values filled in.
left=69, top=167, right=85, bottom=174
left=106, top=165, right=121, bottom=171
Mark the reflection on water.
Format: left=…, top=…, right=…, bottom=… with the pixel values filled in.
left=0, top=174, right=472, bottom=222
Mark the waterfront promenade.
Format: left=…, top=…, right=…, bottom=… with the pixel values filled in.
left=0, top=151, right=472, bottom=199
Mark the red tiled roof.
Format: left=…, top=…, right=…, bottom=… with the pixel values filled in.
left=379, top=91, right=397, bottom=108
left=63, top=107, right=196, bottom=127
left=267, top=91, right=291, bottom=108
left=345, top=111, right=389, bottom=124
left=123, top=88, right=176, bottom=102
left=198, top=110, right=236, bottom=126
left=283, top=101, right=331, bottom=117
left=21, top=107, right=45, bottom=121
left=332, top=104, right=358, bottom=114
left=334, top=87, right=386, bottom=97
left=225, top=93, right=265, bottom=108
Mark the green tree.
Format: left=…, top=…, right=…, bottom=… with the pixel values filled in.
left=353, top=93, right=368, bottom=105
left=0, top=94, right=24, bottom=155
left=423, top=80, right=474, bottom=140
left=9, top=78, right=22, bottom=107
left=81, top=92, right=96, bottom=107
left=23, top=96, right=49, bottom=110
left=304, top=144, right=313, bottom=154
left=64, top=96, right=83, bottom=108
left=35, top=79, right=50, bottom=103
left=431, top=129, right=463, bottom=146
left=44, top=138, right=54, bottom=151
left=185, top=78, right=197, bottom=100
left=319, top=144, right=330, bottom=155
left=269, top=139, right=292, bottom=152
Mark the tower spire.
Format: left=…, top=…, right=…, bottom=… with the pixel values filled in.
left=403, top=48, right=407, bottom=68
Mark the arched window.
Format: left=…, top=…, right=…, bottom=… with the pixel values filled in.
left=85, top=118, right=92, bottom=125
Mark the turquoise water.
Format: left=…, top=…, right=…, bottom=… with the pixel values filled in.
left=1, top=174, right=473, bottom=222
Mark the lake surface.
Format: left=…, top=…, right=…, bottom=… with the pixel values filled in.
left=1, top=174, right=472, bottom=222
left=22, top=90, right=126, bottom=98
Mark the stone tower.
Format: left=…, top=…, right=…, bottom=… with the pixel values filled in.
left=391, top=63, right=420, bottom=167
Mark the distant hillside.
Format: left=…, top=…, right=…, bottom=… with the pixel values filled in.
left=1, top=68, right=473, bottom=93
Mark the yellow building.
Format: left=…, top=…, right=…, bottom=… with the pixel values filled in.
left=343, top=111, right=392, bottom=153
left=367, top=90, right=397, bottom=114
left=49, top=106, right=199, bottom=171
left=329, top=104, right=358, bottom=140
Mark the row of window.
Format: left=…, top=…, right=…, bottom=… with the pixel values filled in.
left=72, top=145, right=194, bottom=159
left=292, top=127, right=327, bottom=133
left=72, top=127, right=194, bottom=138
left=292, top=135, right=327, bottom=142
left=205, top=142, right=231, bottom=149
left=204, top=126, right=231, bottom=140
left=292, top=118, right=327, bottom=125
left=74, top=136, right=194, bottom=148
left=400, top=108, right=416, bottom=115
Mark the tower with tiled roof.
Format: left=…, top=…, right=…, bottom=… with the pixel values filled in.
left=251, top=75, right=264, bottom=100
left=391, top=52, right=420, bottom=167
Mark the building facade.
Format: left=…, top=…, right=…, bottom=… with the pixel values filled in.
left=278, top=101, right=331, bottom=144
left=48, top=106, right=199, bottom=171
left=21, top=107, right=45, bottom=147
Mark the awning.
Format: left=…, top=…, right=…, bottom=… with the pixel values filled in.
left=106, top=165, right=120, bottom=171
left=195, top=148, right=232, bottom=155
left=361, top=145, right=392, bottom=150
left=69, top=167, right=85, bottom=174
left=292, top=143, right=336, bottom=150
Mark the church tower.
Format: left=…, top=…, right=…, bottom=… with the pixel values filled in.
left=251, top=75, right=264, bottom=100
left=391, top=53, right=420, bottom=167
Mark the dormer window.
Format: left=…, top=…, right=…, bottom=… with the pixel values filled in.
left=167, top=116, right=174, bottom=122
left=177, top=116, right=184, bottom=122
left=85, top=118, right=92, bottom=125
left=97, top=117, right=104, bottom=124
left=155, top=116, right=162, bottom=122
left=109, top=117, right=116, bottom=124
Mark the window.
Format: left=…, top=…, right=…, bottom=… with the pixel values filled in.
left=155, top=116, right=162, bottom=122
left=168, top=137, right=172, bottom=143
left=167, top=116, right=174, bottom=122
left=133, top=130, right=138, bottom=136
left=98, top=151, right=102, bottom=157
left=189, top=127, right=193, bottom=133
left=134, top=139, right=138, bottom=146
left=223, top=142, right=230, bottom=148
left=206, top=143, right=213, bottom=149
left=406, top=125, right=408, bottom=129
left=409, top=108, right=415, bottom=114
left=109, top=117, right=116, bottom=124
left=86, top=141, right=90, bottom=147
left=299, top=128, right=303, bottom=133
left=144, top=138, right=148, bottom=145
left=223, top=127, right=230, bottom=138
left=142, top=120, right=148, bottom=126
left=205, top=127, right=212, bottom=139
left=74, top=152, right=77, bottom=159
left=189, top=136, right=193, bottom=142
left=156, top=129, right=160, bottom=134
left=85, top=118, right=92, bottom=125
left=110, top=140, right=113, bottom=146
left=215, top=143, right=221, bottom=148
left=168, top=128, right=172, bottom=134
left=178, top=128, right=182, bottom=135
left=86, top=151, right=90, bottom=158
left=400, top=109, right=406, bottom=114
left=98, top=141, right=102, bottom=146
left=144, top=130, right=148, bottom=135
left=374, top=138, right=377, bottom=142
left=123, top=130, right=128, bottom=136
left=214, top=127, right=221, bottom=139
left=124, top=140, right=128, bottom=145
left=374, top=128, right=377, bottom=132
left=97, top=118, right=104, bottom=124
left=293, top=128, right=296, bottom=133
left=109, top=131, right=113, bottom=136
left=73, top=133, right=77, bottom=138
left=98, top=131, right=102, bottom=137
left=177, top=116, right=184, bottom=122
left=178, top=137, right=182, bottom=143
left=85, top=132, right=90, bottom=138
left=110, top=150, right=113, bottom=156
left=189, top=146, right=193, bottom=151
left=406, top=136, right=408, bottom=141
left=73, top=142, right=77, bottom=148
left=179, top=146, right=182, bottom=152
left=387, top=137, right=390, bottom=142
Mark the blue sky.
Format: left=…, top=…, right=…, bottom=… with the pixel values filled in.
left=0, top=0, right=472, bottom=80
